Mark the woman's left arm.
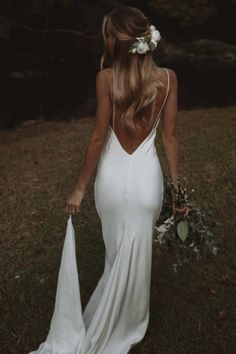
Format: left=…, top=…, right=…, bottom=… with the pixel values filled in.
left=65, top=69, right=112, bottom=214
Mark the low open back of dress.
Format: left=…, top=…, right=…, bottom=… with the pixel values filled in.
left=109, top=67, right=170, bottom=156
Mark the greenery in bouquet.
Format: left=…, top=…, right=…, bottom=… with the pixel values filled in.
left=153, top=176, right=220, bottom=273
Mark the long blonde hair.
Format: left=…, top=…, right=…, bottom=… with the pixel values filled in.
left=100, top=6, right=166, bottom=135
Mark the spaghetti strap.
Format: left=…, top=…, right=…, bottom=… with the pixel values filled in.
left=112, top=67, right=115, bottom=130
left=150, top=67, right=170, bottom=132
left=157, top=68, right=170, bottom=118
left=163, top=68, right=170, bottom=106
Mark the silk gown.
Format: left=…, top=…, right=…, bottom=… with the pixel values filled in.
left=28, top=67, right=170, bottom=354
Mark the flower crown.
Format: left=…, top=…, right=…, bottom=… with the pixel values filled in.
left=128, top=25, right=161, bottom=55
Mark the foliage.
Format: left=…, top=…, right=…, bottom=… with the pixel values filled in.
left=0, top=15, right=10, bottom=40
left=180, top=38, right=236, bottom=56
left=0, top=0, right=235, bottom=48
left=154, top=175, right=220, bottom=273
left=149, top=0, right=218, bottom=28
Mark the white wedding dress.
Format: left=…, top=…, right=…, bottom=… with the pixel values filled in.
left=28, top=67, right=170, bottom=354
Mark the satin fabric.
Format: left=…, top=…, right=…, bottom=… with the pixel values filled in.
left=28, top=68, right=169, bottom=354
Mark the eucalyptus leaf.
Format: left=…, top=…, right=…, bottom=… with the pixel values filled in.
left=177, top=221, right=189, bottom=241
left=149, top=41, right=156, bottom=50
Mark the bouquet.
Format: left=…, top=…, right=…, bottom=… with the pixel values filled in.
left=153, top=176, right=220, bottom=274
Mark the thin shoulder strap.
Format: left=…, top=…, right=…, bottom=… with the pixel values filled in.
left=152, top=68, right=170, bottom=131
left=159, top=68, right=170, bottom=114
left=112, top=67, right=115, bottom=130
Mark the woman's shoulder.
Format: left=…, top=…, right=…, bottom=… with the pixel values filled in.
left=161, top=67, right=178, bottom=84
left=96, top=68, right=113, bottom=95
left=95, top=68, right=113, bottom=97
left=96, top=68, right=112, bottom=80
left=158, top=67, right=178, bottom=92
left=96, top=68, right=112, bottom=85
left=159, top=66, right=177, bottom=78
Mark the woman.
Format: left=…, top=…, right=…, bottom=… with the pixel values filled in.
left=29, top=5, right=187, bottom=354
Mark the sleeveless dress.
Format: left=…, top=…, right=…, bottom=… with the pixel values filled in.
left=28, top=67, right=170, bottom=354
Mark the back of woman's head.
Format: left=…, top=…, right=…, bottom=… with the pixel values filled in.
left=101, top=6, right=166, bottom=135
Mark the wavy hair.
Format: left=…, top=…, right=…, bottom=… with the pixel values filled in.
left=100, top=6, right=166, bottom=135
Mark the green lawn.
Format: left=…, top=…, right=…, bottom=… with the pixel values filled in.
left=0, top=106, right=235, bottom=354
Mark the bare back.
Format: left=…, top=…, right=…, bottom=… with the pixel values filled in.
left=108, top=67, right=170, bottom=155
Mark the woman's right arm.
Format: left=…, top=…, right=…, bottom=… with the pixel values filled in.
left=161, top=69, right=188, bottom=216
left=161, top=68, right=179, bottom=189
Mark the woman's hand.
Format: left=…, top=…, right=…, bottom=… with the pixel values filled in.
left=172, top=201, right=190, bottom=216
left=65, top=187, right=85, bottom=215
left=170, top=181, right=190, bottom=217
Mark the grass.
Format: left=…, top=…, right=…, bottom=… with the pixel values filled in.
left=0, top=106, right=235, bottom=354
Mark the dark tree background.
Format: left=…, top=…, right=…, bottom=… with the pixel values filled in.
left=0, top=0, right=235, bottom=129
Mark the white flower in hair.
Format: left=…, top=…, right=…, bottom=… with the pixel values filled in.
left=128, top=24, right=161, bottom=55
left=136, top=41, right=149, bottom=54
left=151, top=29, right=161, bottom=42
